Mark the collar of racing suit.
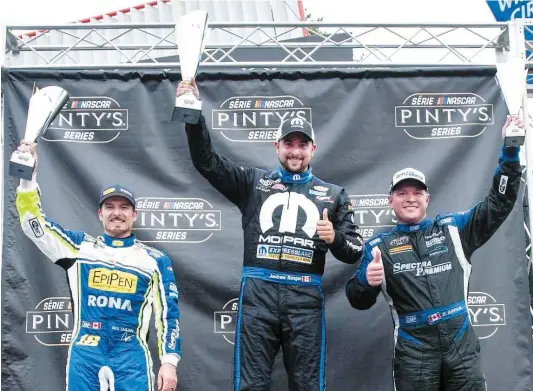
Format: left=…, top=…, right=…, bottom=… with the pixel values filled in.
left=396, top=217, right=431, bottom=233
left=101, top=233, right=136, bottom=248
left=275, top=165, right=314, bottom=184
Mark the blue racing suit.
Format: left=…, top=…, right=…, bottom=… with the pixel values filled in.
left=16, top=180, right=181, bottom=391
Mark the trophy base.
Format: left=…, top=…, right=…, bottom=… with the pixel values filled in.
left=504, top=136, right=525, bottom=147
left=504, top=125, right=526, bottom=147
left=171, top=106, right=202, bottom=124
left=9, top=154, right=35, bottom=180
left=171, top=94, right=202, bottom=124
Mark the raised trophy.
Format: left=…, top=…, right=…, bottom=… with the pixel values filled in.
left=171, top=10, right=209, bottom=124
left=9, top=85, right=69, bottom=180
left=496, top=57, right=527, bottom=147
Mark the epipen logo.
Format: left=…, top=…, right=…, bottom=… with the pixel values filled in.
left=467, top=292, right=506, bottom=339
left=25, top=297, right=73, bottom=347
left=133, top=197, right=222, bottom=244
left=42, top=96, right=128, bottom=143
left=212, top=96, right=312, bottom=142
left=213, top=298, right=239, bottom=345
left=88, top=268, right=137, bottom=294
left=349, top=194, right=396, bottom=239
left=395, top=93, right=494, bottom=140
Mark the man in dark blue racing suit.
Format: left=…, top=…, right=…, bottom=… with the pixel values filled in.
left=177, top=79, right=363, bottom=391
left=346, top=115, right=523, bottom=390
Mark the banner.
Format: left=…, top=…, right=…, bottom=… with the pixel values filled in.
left=2, top=68, right=532, bottom=390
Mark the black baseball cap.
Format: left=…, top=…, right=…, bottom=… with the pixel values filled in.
left=98, top=184, right=136, bottom=208
left=276, top=117, right=315, bottom=143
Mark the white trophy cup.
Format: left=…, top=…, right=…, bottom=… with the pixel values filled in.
left=171, top=10, right=209, bottom=124
left=496, top=58, right=527, bottom=147
left=9, top=86, right=69, bottom=180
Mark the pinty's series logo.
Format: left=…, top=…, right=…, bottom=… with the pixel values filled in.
left=349, top=194, right=396, bottom=239
left=133, top=197, right=222, bottom=244
left=467, top=291, right=506, bottom=339
left=395, top=93, right=493, bottom=140
left=214, top=298, right=239, bottom=345
left=43, top=96, right=128, bottom=143
left=212, top=96, right=312, bottom=142
left=26, top=297, right=73, bottom=346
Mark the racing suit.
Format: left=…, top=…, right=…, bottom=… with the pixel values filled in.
left=346, top=146, right=521, bottom=391
left=16, top=180, right=181, bottom=391
left=185, top=115, right=364, bottom=391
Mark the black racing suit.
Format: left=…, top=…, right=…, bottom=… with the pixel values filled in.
left=185, top=115, right=363, bottom=391
left=346, top=146, right=522, bottom=391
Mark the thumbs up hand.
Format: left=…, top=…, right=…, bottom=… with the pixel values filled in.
left=366, top=248, right=384, bottom=287
left=317, top=208, right=335, bottom=244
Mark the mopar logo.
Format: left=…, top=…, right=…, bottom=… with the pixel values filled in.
left=349, top=194, right=396, bottom=239
left=133, top=197, right=222, bottom=244
left=395, top=93, right=493, bottom=140
left=43, top=96, right=128, bottom=143
left=259, top=192, right=320, bottom=238
left=212, top=96, right=312, bottom=142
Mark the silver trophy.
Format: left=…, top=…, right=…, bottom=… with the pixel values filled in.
left=496, top=58, right=527, bottom=147
left=9, top=85, right=69, bottom=180
left=171, top=10, right=209, bottom=124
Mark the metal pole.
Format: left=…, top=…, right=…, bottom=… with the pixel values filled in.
left=507, top=20, right=533, bottom=270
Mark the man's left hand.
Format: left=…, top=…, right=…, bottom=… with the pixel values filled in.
left=317, top=209, right=335, bottom=244
left=158, top=363, right=178, bottom=391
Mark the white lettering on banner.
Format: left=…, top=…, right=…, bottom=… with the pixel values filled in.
left=133, top=197, right=222, bottom=244
left=467, top=292, right=506, bottom=339
left=25, top=297, right=73, bottom=347
left=394, top=93, right=493, bottom=140
left=213, top=298, right=239, bottom=345
left=212, top=95, right=312, bottom=142
left=349, top=194, right=395, bottom=239
left=259, top=192, right=320, bottom=238
left=43, top=96, right=128, bottom=144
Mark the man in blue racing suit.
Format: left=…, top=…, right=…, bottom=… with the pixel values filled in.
left=346, top=115, right=523, bottom=390
left=15, top=141, right=181, bottom=391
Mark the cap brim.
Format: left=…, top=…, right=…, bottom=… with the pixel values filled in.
left=99, top=193, right=135, bottom=208
left=390, top=178, right=428, bottom=193
left=278, top=130, right=314, bottom=143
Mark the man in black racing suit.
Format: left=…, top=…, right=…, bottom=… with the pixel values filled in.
left=345, top=115, right=523, bottom=391
left=176, top=79, right=363, bottom=391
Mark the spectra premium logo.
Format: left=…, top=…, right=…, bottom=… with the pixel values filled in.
left=467, top=291, right=506, bottom=339
left=395, top=93, right=493, bottom=140
left=26, top=297, right=73, bottom=346
left=349, top=194, right=395, bottom=239
left=211, top=96, right=312, bottom=142
left=43, top=96, right=128, bottom=143
left=213, top=298, right=238, bottom=345
left=133, top=197, right=222, bottom=244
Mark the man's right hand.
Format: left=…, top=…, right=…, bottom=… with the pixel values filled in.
left=366, top=248, right=384, bottom=287
left=176, top=78, right=199, bottom=100
left=17, top=140, right=38, bottom=175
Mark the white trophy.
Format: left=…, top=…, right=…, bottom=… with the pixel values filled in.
left=171, top=10, right=209, bottom=124
left=496, top=58, right=527, bottom=147
left=9, top=85, right=69, bottom=180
